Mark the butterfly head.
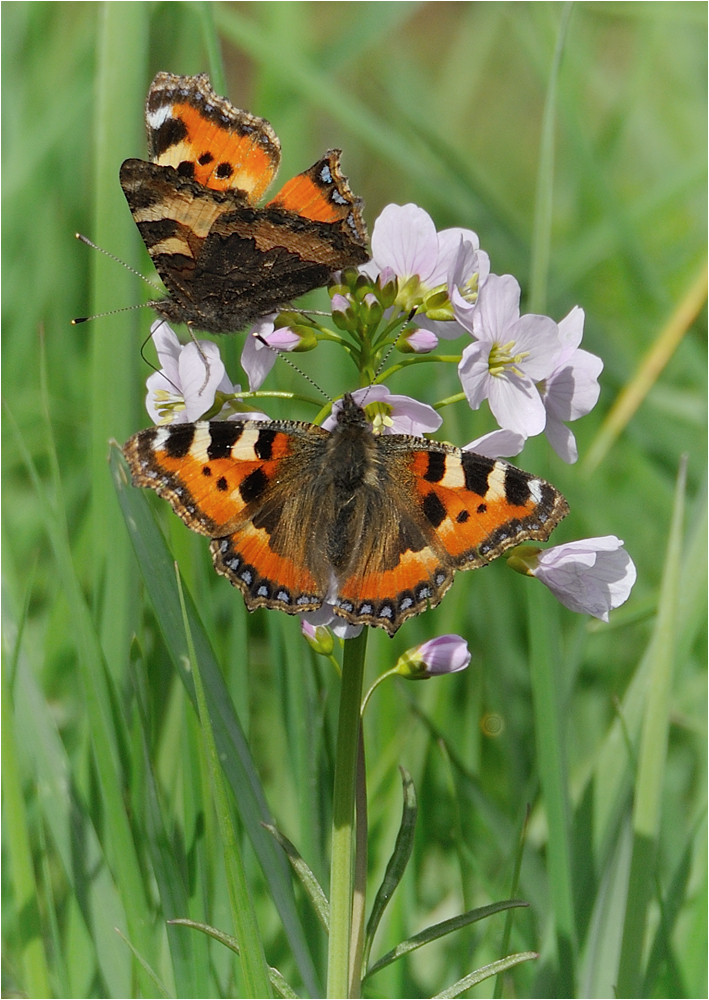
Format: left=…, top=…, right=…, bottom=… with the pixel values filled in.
left=336, top=393, right=370, bottom=430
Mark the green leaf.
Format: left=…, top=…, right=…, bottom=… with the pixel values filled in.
left=263, top=824, right=330, bottom=931
left=364, top=767, right=417, bottom=971
left=175, top=569, right=272, bottom=997
left=169, top=920, right=301, bottom=999
left=432, top=951, right=538, bottom=999
left=365, top=899, right=528, bottom=979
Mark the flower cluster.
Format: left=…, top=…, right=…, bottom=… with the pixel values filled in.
left=140, top=201, right=635, bottom=636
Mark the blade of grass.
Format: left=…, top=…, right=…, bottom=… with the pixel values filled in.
left=494, top=805, right=530, bottom=999
left=526, top=585, right=576, bottom=994
left=175, top=566, right=272, bottom=998
left=90, top=1, right=148, bottom=678
left=264, top=824, right=330, bottom=932
left=528, top=1, right=573, bottom=314
left=2, top=659, right=51, bottom=999
left=131, top=644, right=210, bottom=999
left=583, top=263, right=708, bottom=474
left=111, top=445, right=320, bottom=997
left=114, top=928, right=169, bottom=998
left=9, top=407, right=156, bottom=989
left=616, top=455, right=688, bottom=997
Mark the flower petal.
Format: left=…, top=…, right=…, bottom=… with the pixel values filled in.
left=464, top=427, right=526, bottom=458
left=533, top=536, right=637, bottom=621
left=370, top=203, right=439, bottom=281
left=487, top=372, right=547, bottom=436
left=241, top=319, right=279, bottom=390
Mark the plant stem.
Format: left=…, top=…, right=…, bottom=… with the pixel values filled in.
left=327, top=629, right=369, bottom=998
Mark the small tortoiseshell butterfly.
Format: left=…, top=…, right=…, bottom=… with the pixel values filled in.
left=123, top=395, right=568, bottom=635
left=120, top=72, right=369, bottom=334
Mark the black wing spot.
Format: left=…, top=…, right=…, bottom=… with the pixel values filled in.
left=424, top=451, right=446, bottom=483
left=239, top=467, right=269, bottom=504
left=152, top=116, right=188, bottom=157
left=255, top=428, right=277, bottom=460
left=476, top=503, right=487, bottom=514
left=207, top=423, right=244, bottom=460
left=422, top=490, right=447, bottom=528
left=457, top=509, right=470, bottom=523
left=202, top=466, right=212, bottom=476
left=177, top=160, right=195, bottom=179
left=216, top=161, right=234, bottom=179
left=198, top=151, right=214, bottom=165
left=462, top=453, right=495, bottom=496
left=216, top=477, right=228, bottom=491
left=504, top=468, right=531, bottom=507
left=165, top=424, right=195, bottom=458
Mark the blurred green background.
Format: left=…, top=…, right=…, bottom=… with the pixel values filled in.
left=2, top=2, right=706, bottom=998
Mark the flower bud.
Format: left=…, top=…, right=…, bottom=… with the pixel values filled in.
left=375, top=267, right=398, bottom=308
left=331, top=293, right=356, bottom=331
left=395, top=635, right=471, bottom=680
left=289, top=326, right=318, bottom=351
left=395, top=328, right=439, bottom=354
left=359, top=292, right=383, bottom=326
left=301, top=619, right=335, bottom=656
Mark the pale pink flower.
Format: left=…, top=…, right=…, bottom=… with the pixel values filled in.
left=511, top=536, right=636, bottom=621
left=146, top=320, right=237, bottom=424
left=457, top=274, right=561, bottom=437
left=240, top=316, right=304, bottom=390
left=537, top=306, right=603, bottom=463
left=321, top=386, right=442, bottom=437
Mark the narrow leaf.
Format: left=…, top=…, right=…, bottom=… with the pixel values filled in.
left=114, top=927, right=169, bottom=998
left=169, top=920, right=301, bottom=999
left=364, top=767, right=417, bottom=970
left=433, top=951, right=538, bottom=999
left=264, top=824, right=330, bottom=931
left=175, top=569, right=272, bottom=998
left=617, top=456, right=687, bottom=996
left=365, top=900, right=528, bottom=979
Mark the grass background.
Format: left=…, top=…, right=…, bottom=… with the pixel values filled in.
left=2, top=2, right=706, bottom=997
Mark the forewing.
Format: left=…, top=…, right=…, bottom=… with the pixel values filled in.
left=123, top=420, right=330, bottom=614
left=332, top=441, right=568, bottom=635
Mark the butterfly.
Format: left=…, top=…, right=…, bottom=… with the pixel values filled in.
left=122, top=395, right=569, bottom=635
left=120, top=72, right=369, bottom=334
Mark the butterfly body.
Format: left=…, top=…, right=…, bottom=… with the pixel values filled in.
left=121, top=73, right=369, bottom=333
left=123, top=396, right=568, bottom=634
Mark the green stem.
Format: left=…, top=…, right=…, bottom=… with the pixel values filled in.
left=373, top=355, right=461, bottom=384
left=327, top=629, right=369, bottom=998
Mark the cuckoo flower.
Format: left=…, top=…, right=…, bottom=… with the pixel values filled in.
left=146, top=320, right=237, bottom=424
left=321, top=385, right=442, bottom=437
left=508, top=536, right=636, bottom=621
left=364, top=203, right=488, bottom=331
left=240, top=316, right=309, bottom=391
left=457, top=274, right=561, bottom=437
left=537, top=306, right=603, bottom=463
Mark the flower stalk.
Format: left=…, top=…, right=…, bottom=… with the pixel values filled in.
left=327, top=629, right=369, bottom=998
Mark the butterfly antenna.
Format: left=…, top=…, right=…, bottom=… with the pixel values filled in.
left=75, top=233, right=164, bottom=292
left=253, top=332, right=331, bottom=401
left=72, top=302, right=153, bottom=325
